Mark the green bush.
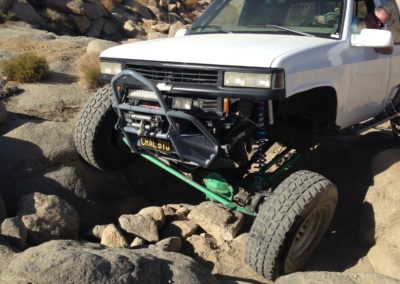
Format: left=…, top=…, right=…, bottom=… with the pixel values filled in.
left=1, top=53, right=49, bottom=83
left=78, top=52, right=101, bottom=89
left=0, top=12, right=16, bottom=22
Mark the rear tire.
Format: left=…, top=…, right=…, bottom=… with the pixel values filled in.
left=245, top=170, right=337, bottom=280
left=74, top=85, right=135, bottom=170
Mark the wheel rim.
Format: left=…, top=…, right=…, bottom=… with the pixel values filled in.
left=283, top=206, right=329, bottom=274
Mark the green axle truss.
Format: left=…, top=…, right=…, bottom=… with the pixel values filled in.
left=124, top=138, right=300, bottom=216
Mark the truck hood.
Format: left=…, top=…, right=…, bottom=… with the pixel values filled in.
left=101, top=33, right=335, bottom=68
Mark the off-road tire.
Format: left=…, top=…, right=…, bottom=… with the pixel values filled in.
left=245, top=170, right=337, bottom=280
left=74, top=85, right=135, bottom=170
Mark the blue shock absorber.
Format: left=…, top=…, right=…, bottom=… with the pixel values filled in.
left=255, top=101, right=269, bottom=178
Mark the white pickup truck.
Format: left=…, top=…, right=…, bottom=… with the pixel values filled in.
left=74, top=0, right=400, bottom=280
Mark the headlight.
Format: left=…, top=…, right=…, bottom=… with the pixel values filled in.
left=100, top=62, right=122, bottom=75
left=223, top=72, right=284, bottom=89
left=173, top=97, right=192, bottom=110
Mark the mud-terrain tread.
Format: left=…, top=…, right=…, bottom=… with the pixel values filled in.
left=245, top=170, right=337, bottom=280
left=74, top=85, right=133, bottom=170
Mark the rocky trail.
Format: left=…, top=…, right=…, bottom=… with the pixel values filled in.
left=0, top=22, right=400, bottom=284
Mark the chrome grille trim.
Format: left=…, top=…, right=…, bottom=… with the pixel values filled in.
left=126, top=64, right=219, bottom=84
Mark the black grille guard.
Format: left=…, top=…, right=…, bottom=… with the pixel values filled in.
left=111, top=70, right=219, bottom=168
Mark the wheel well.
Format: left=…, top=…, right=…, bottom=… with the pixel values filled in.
left=278, top=87, right=338, bottom=130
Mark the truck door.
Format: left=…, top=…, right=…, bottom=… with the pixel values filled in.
left=384, top=0, right=400, bottom=101
left=345, top=0, right=391, bottom=122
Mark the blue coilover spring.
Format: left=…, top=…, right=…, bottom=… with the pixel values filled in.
left=255, top=101, right=269, bottom=177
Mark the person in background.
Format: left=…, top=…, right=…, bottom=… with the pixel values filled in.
left=352, top=5, right=390, bottom=33
left=364, top=5, right=390, bottom=29
left=353, top=5, right=392, bottom=54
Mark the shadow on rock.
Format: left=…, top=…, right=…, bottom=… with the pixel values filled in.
left=0, top=135, right=82, bottom=219
left=123, top=158, right=206, bottom=206
left=45, top=72, right=77, bottom=84
left=0, top=120, right=150, bottom=233
left=0, top=112, right=44, bottom=136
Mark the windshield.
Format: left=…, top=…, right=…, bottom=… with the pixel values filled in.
left=191, top=0, right=344, bottom=39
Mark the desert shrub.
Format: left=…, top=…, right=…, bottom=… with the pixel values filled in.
left=78, top=52, right=101, bottom=89
left=1, top=53, right=49, bottom=83
left=0, top=12, right=16, bottom=22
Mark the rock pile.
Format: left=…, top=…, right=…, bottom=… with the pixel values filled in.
left=91, top=201, right=244, bottom=251
left=0, top=0, right=211, bottom=40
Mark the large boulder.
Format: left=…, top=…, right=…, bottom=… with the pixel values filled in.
left=187, top=201, right=244, bottom=243
left=86, top=17, right=105, bottom=38
left=119, top=214, right=159, bottom=242
left=100, top=224, right=128, bottom=248
left=0, top=118, right=149, bottom=231
left=17, top=192, right=79, bottom=244
left=356, top=149, right=400, bottom=279
left=275, top=272, right=400, bottom=284
left=82, top=2, right=106, bottom=19
left=0, top=240, right=220, bottom=284
left=161, top=220, right=198, bottom=238
left=138, top=206, right=165, bottom=229
left=9, top=83, right=92, bottom=120
left=90, top=224, right=107, bottom=240
left=68, top=14, right=90, bottom=34
left=122, top=0, right=154, bottom=19
left=86, top=39, right=118, bottom=54
left=155, top=237, right=182, bottom=252
left=44, top=0, right=85, bottom=15
left=9, top=0, right=46, bottom=27
left=2, top=121, right=78, bottom=175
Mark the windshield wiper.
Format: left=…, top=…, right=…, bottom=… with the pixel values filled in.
left=190, top=25, right=231, bottom=34
left=247, top=24, right=314, bottom=37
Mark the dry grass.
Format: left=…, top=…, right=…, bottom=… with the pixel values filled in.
left=1, top=53, right=49, bottom=83
left=78, top=52, right=101, bottom=90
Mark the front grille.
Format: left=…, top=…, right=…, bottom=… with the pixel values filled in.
left=126, top=64, right=219, bottom=84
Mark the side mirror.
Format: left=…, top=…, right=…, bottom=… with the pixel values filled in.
left=351, top=29, right=393, bottom=48
left=174, top=28, right=188, bottom=37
